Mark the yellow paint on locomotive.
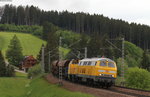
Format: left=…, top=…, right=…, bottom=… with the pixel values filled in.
left=68, top=58, right=117, bottom=78
left=68, top=60, right=79, bottom=75
left=96, top=61, right=117, bottom=78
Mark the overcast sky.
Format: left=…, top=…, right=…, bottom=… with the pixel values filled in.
left=0, top=0, right=150, bottom=26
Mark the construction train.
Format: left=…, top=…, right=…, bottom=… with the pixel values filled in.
left=51, top=58, right=117, bottom=88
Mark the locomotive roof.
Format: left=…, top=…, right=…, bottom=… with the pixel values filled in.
left=80, top=58, right=115, bottom=62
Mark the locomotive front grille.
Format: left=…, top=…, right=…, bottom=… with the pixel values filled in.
left=101, top=74, right=112, bottom=77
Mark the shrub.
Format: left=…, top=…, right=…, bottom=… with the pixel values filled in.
left=125, top=41, right=143, bottom=67
left=126, top=67, right=150, bottom=90
left=116, top=58, right=128, bottom=76
left=28, top=64, right=42, bottom=79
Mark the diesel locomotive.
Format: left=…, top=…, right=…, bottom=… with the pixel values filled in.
left=51, top=58, right=117, bottom=88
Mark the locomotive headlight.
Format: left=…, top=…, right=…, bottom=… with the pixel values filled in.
left=98, top=70, right=105, bottom=72
left=109, top=71, right=116, bottom=73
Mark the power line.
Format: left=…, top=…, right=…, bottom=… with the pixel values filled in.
left=105, top=38, right=125, bottom=86
left=66, top=39, right=81, bottom=49
left=106, top=39, right=122, bottom=52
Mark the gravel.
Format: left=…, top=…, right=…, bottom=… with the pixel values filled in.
left=45, top=74, right=134, bottom=97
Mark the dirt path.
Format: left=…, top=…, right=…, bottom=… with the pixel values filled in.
left=45, top=74, right=134, bottom=97
left=15, top=69, right=27, bottom=74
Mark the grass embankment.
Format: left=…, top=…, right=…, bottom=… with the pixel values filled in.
left=0, top=72, right=93, bottom=97
left=26, top=76, right=93, bottom=97
left=0, top=72, right=29, bottom=97
left=0, top=32, right=46, bottom=57
left=15, top=71, right=27, bottom=78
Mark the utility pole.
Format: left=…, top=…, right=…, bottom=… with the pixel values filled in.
left=121, top=38, right=125, bottom=86
left=48, top=51, right=51, bottom=72
left=106, top=38, right=125, bottom=86
left=59, top=37, right=63, bottom=85
left=41, top=46, right=45, bottom=73
left=77, top=51, right=81, bottom=59
left=84, top=47, right=87, bottom=58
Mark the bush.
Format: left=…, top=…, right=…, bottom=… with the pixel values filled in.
left=28, top=64, right=42, bottom=79
left=126, top=67, right=150, bottom=90
left=116, top=58, right=128, bottom=76
left=125, top=41, right=143, bottom=67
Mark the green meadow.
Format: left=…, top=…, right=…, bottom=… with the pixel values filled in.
left=0, top=72, right=29, bottom=97
left=27, top=76, right=93, bottom=97
left=0, top=32, right=46, bottom=57
left=0, top=72, right=93, bottom=97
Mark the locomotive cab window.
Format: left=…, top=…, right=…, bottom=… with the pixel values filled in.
left=108, top=62, right=115, bottom=67
left=79, top=62, right=83, bottom=66
left=100, top=61, right=107, bottom=66
left=88, top=61, right=91, bottom=65
left=91, top=61, right=96, bottom=66
left=79, top=62, right=81, bottom=65
left=83, top=61, right=88, bottom=65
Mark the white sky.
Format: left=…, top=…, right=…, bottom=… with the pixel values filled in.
left=0, top=0, right=150, bottom=26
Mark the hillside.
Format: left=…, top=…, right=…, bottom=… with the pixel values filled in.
left=0, top=72, right=93, bottom=97
left=1, top=5, right=150, bottom=50
left=0, top=72, right=29, bottom=97
left=0, top=32, right=46, bottom=57
left=27, top=76, right=93, bottom=97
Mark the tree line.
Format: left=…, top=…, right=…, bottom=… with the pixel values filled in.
left=0, top=24, right=42, bottom=37
left=38, top=22, right=150, bottom=73
left=1, top=4, right=150, bottom=50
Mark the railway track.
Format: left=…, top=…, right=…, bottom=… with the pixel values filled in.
left=109, top=86, right=150, bottom=97
left=68, top=80, right=150, bottom=97
left=79, top=83, right=150, bottom=97
left=46, top=74, right=150, bottom=97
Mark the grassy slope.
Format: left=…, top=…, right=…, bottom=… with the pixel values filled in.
left=0, top=73, right=29, bottom=97
left=0, top=73, right=93, bottom=97
left=0, top=32, right=46, bottom=57
left=27, top=76, right=93, bottom=97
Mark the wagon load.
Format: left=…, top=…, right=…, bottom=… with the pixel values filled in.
left=51, top=60, right=71, bottom=79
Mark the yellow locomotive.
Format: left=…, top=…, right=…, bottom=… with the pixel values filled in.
left=52, top=57, right=117, bottom=88
left=68, top=58, right=117, bottom=87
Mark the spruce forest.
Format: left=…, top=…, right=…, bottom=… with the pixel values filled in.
left=0, top=4, right=150, bottom=50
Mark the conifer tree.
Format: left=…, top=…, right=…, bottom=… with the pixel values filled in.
left=37, top=44, right=44, bottom=63
left=42, top=22, right=59, bottom=72
left=6, top=65, right=15, bottom=77
left=140, top=50, right=150, bottom=71
left=6, top=35, right=23, bottom=67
